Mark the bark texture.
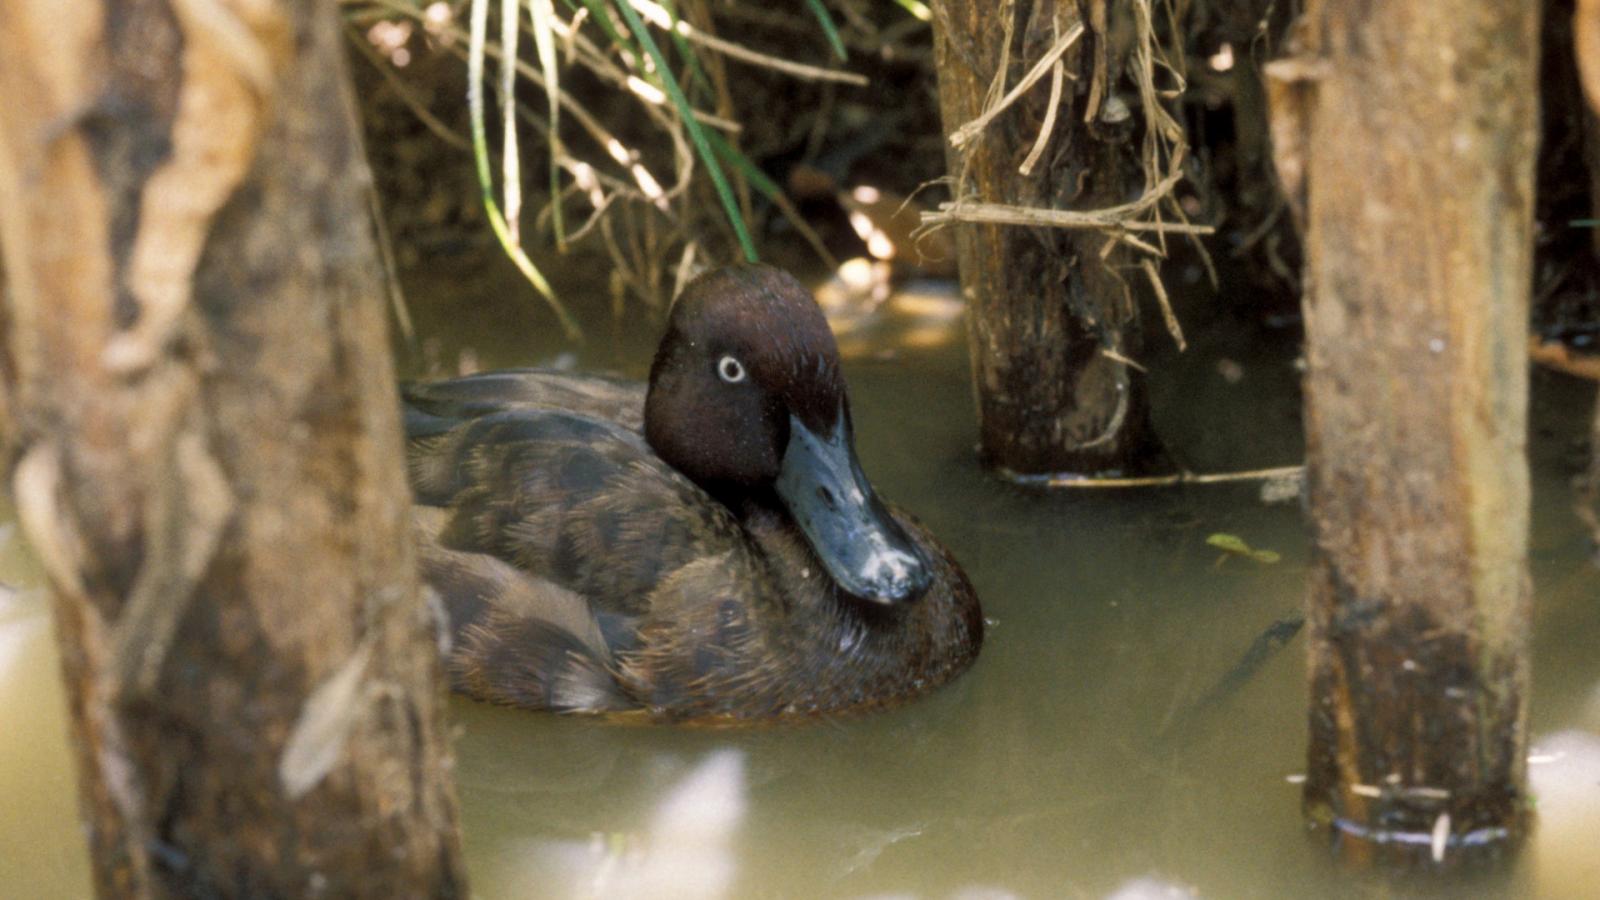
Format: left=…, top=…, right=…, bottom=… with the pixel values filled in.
left=1577, top=0, right=1600, bottom=557
left=1586, top=401, right=1600, bottom=559
left=931, top=0, right=1162, bottom=476
left=1267, top=1, right=1540, bottom=866
left=0, top=0, right=467, bottom=895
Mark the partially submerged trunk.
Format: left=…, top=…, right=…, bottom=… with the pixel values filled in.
left=0, top=0, right=467, bottom=895
left=1268, top=0, right=1540, bottom=866
left=1586, top=401, right=1600, bottom=558
left=930, top=0, right=1167, bottom=477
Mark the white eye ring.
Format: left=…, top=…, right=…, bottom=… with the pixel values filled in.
left=717, top=355, right=747, bottom=384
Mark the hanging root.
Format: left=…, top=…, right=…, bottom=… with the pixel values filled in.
left=920, top=0, right=1211, bottom=358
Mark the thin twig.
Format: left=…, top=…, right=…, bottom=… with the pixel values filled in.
left=1099, top=346, right=1147, bottom=372
left=950, top=23, right=1083, bottom=148
left=1019, top=60, right=1064, bottom=176
left=1116, top=230, right=1164, bottom=257
left=1529, top=337, right=1600, bottom=381
left=1141, top=258, right=1185, bottom=351
left=367, top=169, right=414, bottom=343
left=628, top=0, right=867, bottom=84
left=342, top=23, right=470, bottom=151
left=922, top=200, right=1214, bottom=234
left=1003, top=464, right=1305, bottom=490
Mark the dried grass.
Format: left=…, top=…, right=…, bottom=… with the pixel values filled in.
left=343, top=0, right=869, bottom=314
left=918, top=0, right=1212, bottom=354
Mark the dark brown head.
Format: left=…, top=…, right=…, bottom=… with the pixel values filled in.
left=644, top=264, right=930, bottom=604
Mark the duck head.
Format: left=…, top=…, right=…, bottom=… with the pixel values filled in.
left=645, top=264, right=932, bottom=605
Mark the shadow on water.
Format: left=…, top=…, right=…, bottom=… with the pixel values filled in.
left=1, top=254, right=1597, bottom=897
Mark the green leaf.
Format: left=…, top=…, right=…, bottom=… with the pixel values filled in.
left=705, top=130, right=779, bottom=197
left=1206, top=533, right=1280, bottom=565
left=469, top=0, right=583, bottom=340
left=889, top=0, right=932, bottom=22
left=1206, top=533, right=1250, bottom=554
left=707, top=130, right=840, bottom=270
left=527, top=0, right=566, bottom=246
left=657, top=0, right=713, bottom=96
left=613, top=0, right=758, bottom=262
left=575, top=0, right=637, bottom=61
left=803, top=0, right=848, bottom=61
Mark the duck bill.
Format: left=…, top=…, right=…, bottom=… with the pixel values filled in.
left=774, top=413, right=931, bottom=604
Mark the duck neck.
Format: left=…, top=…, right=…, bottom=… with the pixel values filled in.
left=712, top=487, right=820, bottom=570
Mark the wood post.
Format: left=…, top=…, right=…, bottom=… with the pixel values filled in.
left=0, top=0, right=467, bottom=895
left=1267, top=1, right=1541, bottom=866
left=930, top=0, right=1163, bottom=477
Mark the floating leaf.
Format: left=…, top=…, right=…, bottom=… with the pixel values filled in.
left=1207, top=533, right=1280, bottom=565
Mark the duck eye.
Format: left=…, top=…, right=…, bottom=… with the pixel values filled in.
left=717, top=355, right=747, bottom=384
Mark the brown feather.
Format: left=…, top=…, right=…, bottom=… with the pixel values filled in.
left=402, top=266, right=982, bottom=722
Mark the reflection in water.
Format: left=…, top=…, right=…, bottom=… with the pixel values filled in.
left=1529, top=730, right=1600, bottom=898
left=1104, top=877, right=1199, bottom=900
left=1, top=267, right=1597, bottom=898
left=0, top=579, right=94, bottom=898
left=505, top=750, right=747, bottom=900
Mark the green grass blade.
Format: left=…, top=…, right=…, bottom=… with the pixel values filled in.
left=575, top=0, right=636, bottom=62
left=528, top=0, right=566, bottom=246
left=656, top=0, right=713, bottom=96
left=803, top=0, right=847, bottom=60
left=707, top=130, right=839, bottom=271
left=705, top=130, right=779, bottom=197
left=613, top=0, right=758, bottom=262
left=469, top=0, right=583, bottom=340
left=499, top=0, right=523, bottom=242
left=889, top=0, right=932, bottom=22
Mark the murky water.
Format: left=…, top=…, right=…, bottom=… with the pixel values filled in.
left=2, top=254, right=1598, bottom=898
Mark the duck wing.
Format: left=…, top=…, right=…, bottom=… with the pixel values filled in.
left=415, top=512, right=629, bottom=712
left=407, top=406, right=760, bottom=712
left=402, top=369, right=645, bottom=436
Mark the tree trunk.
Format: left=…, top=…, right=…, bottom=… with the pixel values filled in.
left=1576, top=0, right=1600, bottom=558
left=1267, top=1, right=1540, bottom=867
left=0, top=1, right=467, bottom=896
left=1586, top=399, right=1600, bottom=559
left=931, top=0, right=1163, bottom=477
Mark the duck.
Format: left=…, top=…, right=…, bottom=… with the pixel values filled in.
left=403, top=263, right=983, bottom=722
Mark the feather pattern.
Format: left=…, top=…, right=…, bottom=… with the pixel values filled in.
left=403, top=266, right=982, bottom=722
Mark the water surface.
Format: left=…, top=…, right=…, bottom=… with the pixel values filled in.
left=2, top=258, right=1597, bottom=898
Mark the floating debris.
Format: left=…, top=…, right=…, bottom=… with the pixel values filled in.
left=1207, top=533, right=1281, bottom=565
left=1430, top=813, right=1451, bottom=864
